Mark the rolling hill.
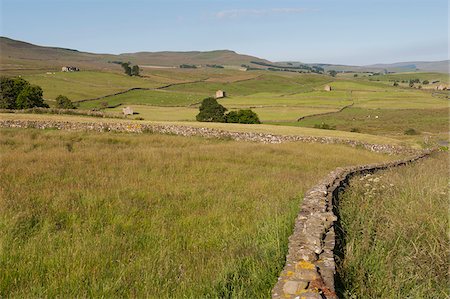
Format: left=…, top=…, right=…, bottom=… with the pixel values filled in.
left=0, top=37, right=270, bottom=72
left=278, top=60, right=449, bottom=73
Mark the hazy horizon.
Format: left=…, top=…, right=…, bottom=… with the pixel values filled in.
left=1, top=0, right=448, bottom=65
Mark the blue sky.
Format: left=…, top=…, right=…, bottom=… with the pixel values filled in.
left=0, top=0, right=448, bottom=65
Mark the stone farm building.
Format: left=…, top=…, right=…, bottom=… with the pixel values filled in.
left=122, top=106, right=134, bottom=116
left=215, top=90, right=226, bottom=99
left=324, top=85, right=332, bottom=91
left=61, top=66, right=80, bottom=72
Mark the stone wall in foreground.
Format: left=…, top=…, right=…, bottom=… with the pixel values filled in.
left=0, top=119, right=421, bottom=155
left=271, top=151, right=431, bottom=299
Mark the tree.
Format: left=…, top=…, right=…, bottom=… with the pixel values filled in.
left=16, top=85, right=48, bottom=109
left=226, top=109, right=260, bottom=124
left=131, top=65, right=140, bottom=76
left=393, top=81, right=399, bottom=86
left=121, top=62, right=132, bottom=76
left=353, top=74, right=358, bottom=77
left=196, top=97, right=227, bottom=122
left=423, top=80, right=429, bottom=85
left=55, top=95, right=76, bottom=109
left=328, top=70, right=337, bottom=77
left=0, top=77, right=30, bottom=109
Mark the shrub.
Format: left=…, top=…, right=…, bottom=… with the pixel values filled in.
left=55, top=95, right=76, bottom=109
left=226, top=109, right=261, bottom=124
left=196, top=97, right=227, bottom=122
left=404, top=128, right=419, bottom=135
left=314, top=123, right=336, bottom=130
left=350, top=128, right=360, bottom=133
left=423, top=80, right=429, bottom=85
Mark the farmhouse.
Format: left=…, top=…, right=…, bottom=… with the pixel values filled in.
left=324, top=85, right=332, bottom=91
left=215, top=90, right=226, bottom=99
left=436, top=84, right=447, bottom=91
left=122, top=106, right=134, bottom=116
left=61, top=66, right=80, bottom=72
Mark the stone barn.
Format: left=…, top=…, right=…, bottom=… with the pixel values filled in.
left=62, top=66, right=80, bottom=72
left=122, top=106, right=134, bottom=116
left=324, top=85, right=332, bottom=91
left=436, top=84, right=447, bottom=91
left=215, top=90, right=226, bottom=99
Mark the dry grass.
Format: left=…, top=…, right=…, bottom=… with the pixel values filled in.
left=337, top=152, right=449, bottom=298
left=0, top=128, right=392, bottom=298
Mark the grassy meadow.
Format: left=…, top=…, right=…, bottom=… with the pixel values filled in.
left=337, top=152, right=449, bottom=298
left=23, top=71, right=166, bottom=102
left=78, top=90, right=204, bottom=109
left=0, top=128, right=393, bottom=298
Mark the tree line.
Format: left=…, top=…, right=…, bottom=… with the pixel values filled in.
left=196, top=97, right=260, bottom=124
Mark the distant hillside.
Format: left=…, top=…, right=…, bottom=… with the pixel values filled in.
left=366, top=60, right=449, bottom=73
left=0, top=37, right=270, bottom=72
left=278, top=60, right=449, bottom=74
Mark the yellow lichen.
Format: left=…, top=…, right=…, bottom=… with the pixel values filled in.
left=296, top=260, right=315, bottom=270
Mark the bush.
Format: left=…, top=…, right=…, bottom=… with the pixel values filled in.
left=314, top=123, right=336, bottom=130
left=226, top=109, right=261, bottom=124
left=196, top=97, right=227, bottom=122
left=423, top=80, right=429, bottom=85
left=404, top=128, right=419, bottom=135
left=55, top=95, right=76, bottom=109
left=350, top=128, right=360, bottom=133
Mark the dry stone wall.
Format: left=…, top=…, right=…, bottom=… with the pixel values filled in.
left=271, top=151, right=431, bottom=299
left=0, top=119, right=420, bottom=155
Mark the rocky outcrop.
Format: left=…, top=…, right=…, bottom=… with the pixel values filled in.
left=0, top=119, right=420, bottom=155
left=271, top=151, right=431, bottom=299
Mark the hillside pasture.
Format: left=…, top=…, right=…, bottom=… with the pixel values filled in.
left=351, top=90, right=448, bottom=109
left=165, top=73, right=331, bottom=96
left=0, top=129, right=392, bottom=298
left=78, top=90, right=204, bottom=109
left=23, top=71, right=165, bottom=102
left=296, top=107, right=449, bottom=137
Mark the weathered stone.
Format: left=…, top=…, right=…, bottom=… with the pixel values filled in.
left=282, top=280, right=308, bottom=294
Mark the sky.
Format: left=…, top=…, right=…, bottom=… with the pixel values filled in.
left=0, top=0, right=448, bottom=65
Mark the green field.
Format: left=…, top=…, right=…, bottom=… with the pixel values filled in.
left=295, top=107, right=449, bottom=136
left=165, top=73, right=331, bottom=96
left=24, top=71, right=166, bottom=102
left=78, top=90, right=204, bottom=109
left=337, top=152, right=448, bottom=298
left=0, top=128, right=392, bottom=298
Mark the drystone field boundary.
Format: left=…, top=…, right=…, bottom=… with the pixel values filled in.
left=271, top=150, right=431, bottom=299
left=0, top=119, right=420, bottom=155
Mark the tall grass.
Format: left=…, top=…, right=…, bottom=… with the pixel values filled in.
left=0, top=129, right=390, bottom=298
left=337, top=152, right=449, bottom=298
